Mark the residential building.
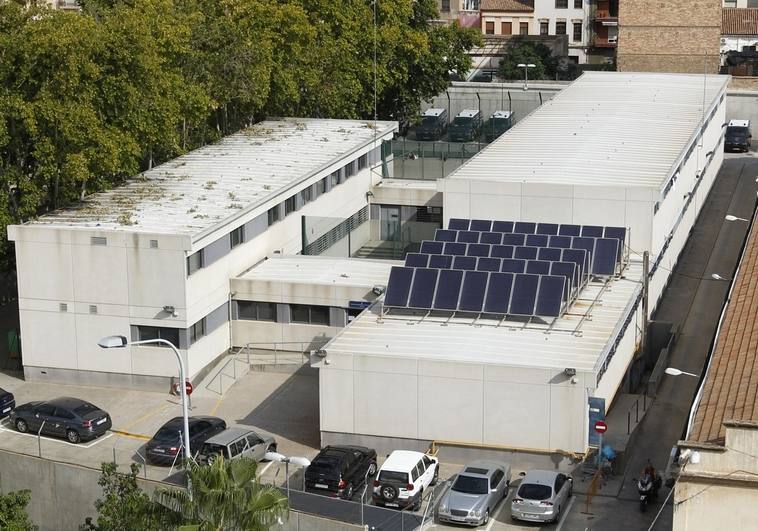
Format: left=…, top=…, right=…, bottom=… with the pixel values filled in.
left=722, top=0, right=758, bottom=6
left=436, top=0, right=482, bottom=27
left=617, top=0, right=722, bottom=73
left=721, top=8, right=758, bottom=75
left=589, top=0, right=618, bottom=63
left=675, top=205, right=758, bottom=531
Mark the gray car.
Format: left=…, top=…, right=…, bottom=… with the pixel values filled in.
left=197, top=427, right=276, bottom=465
left=510, top=470, right=572, bottom=523
left=437, top=460, right=511, bottom=526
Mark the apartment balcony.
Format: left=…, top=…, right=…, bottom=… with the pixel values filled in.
left=594, top=9, right=618, bottom=21
left=592, top=36, right=617, bottom=48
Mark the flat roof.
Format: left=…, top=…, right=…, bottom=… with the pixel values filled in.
left=688, top=208, right=758, bottom=445
left=237, top=255, right=400, bottom=288
left=323, top=261, right=642, bottom=372
left=19, top=118, right=395, bottom=238
left=447, top=72, right=728, bottom=189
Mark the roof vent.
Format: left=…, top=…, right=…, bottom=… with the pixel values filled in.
left=59, top=303, right=68, bottom=312
left=89, top=305, right=98, bottom=315
left=91, top=236, right=107, bottom=246
left=149, top=239, right=159, bottom=248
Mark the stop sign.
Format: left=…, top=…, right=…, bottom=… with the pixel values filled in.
left=173, top=380, right=193, bottom=396
left=594, top=420, right=608, bottom=434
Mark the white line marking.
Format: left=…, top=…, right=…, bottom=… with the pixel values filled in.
left=485, top=492, right=511, bottom=531
left=0, top=423, right=113, bottom=448
left=555, top=496, right=575, bottom=531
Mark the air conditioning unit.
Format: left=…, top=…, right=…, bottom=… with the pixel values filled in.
left=721, top=38, right=727, bottom=44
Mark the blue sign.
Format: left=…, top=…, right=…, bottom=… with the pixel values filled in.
left=349, top=300, right=371, bottom=310
left=588, top=397, right=606, bottom=448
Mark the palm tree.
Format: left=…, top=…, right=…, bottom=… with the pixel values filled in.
left=155, top=456, right=288, bottom=531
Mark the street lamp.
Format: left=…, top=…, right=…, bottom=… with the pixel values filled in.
left=665, top=367, right=700, bottom=378
left=710, top=273, right=731, bottom=281
left=725, top=214, right=749, bottom=222
left=265, top=451, right=311, bottom=498
left=98, top=335, right=191, bottom=464
left=517, top=63, right=536, bottom=91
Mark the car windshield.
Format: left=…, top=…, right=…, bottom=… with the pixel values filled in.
left=311, top=456, right=341, bottom=469
left=451, top=475, right=489, bottom=495
left=378, top=470, right=408, bottom=483
left=154, top=422, right=183, bottom=441
left=421, top=116, right=438, bottom=125
left=453, top=117, right=472, bottom=126
left=727, top=126, right=748, bottom=137
left=491, top=118, right=509, bottom=126
left=517, top=483, right=553, bottom=500
left=73, top=402, right=99, bottom=415
left=201, top=443, right=227, bottom=457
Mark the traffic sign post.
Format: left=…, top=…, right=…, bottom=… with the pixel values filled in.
left=173, top=380, right=193, bottom=409
left=594, top=421, right=607, bottom=466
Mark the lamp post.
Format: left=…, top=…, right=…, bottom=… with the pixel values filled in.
left=725, top=214, right=750, bottom=222
left=710, top=273, right=731, bottom=281
left=98, top=335, right=191, bottom=464
left=517, top=63, right=536, bottom=91
left=664, top=367, right=700, bottom=378
left=265, top=451, right=311, bottom=498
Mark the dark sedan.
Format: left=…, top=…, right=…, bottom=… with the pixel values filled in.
left=0, top=388, right=15, bottom=418
left=10, top=397, right=111, bottom=444
left=145, top=416, right=226, bottom=465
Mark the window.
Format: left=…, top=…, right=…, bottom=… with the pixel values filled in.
left=187, top=250, right=204, bottom=275
left=485, top=21, right=494, bottom=34
left=554, top=474, right=567, bottom=492
left=301, top=186, right=312, bottom=204
left=423, top=456, right=434, bottom=468
left=189, top=318, right=205, bottom=344
left=290, top=304, right=330, bottom=326
left=247, top=434, right=263, bottom=446
left=237, top=301, right=277, bottom=322
left=344, top=161, right=355, bottom=179
left=230, top=226, right=244, bottom=248
left=555, top=0, right=567, bottom=7
left=573, top=21, right=582, bottom=42
left=136, top=326, right=181, bottom=347
left=574, top=0, right=582, bottom=7
left=519, top=22, right=528, bottom=35
left=501, top=21, right=512, bottom=35
left=724, top=0, right=736, bottom=5
left=284, top=196, right=297, bottom=216
left=90, top=236, right=107, bottom=246
left=540, top=21, right=548, bottom=35
left=411, top=465, right=420, bottom=482
left=318, top=177, right=327, bottom=194
left=55, top=408, right=75, bottom=420
left=358, top=154, right=368, bottom=171
left=490, top=470, right=504, bottom=489
left=556, top=21, right=566, bottom=34
left=329, top=170, right=340, bottom=188
left=37, top=404, right=56, bottom=416
left=441, top=0, right=450, bottom=11
left=267, top=205, right=280, bottom=226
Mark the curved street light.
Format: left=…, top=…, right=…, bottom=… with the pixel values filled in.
left=725, top=214, right=749, bottom=222
left=516, top=63, right=536, bottom=91
left=665, top=367, right=700, bottom=378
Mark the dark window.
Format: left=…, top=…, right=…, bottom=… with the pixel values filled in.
left=573, top=21, right=582, bottom=42
left=540, top=21, right=548, bottom=35
left=318, top=177, right=327, bottom=194
left=237, top=301, right=277, bottom=322
left=411, top=466, right=420, bottom=482
left=574, top=0, right=582, bottom=7
left=556, top=21, right=566, bottom=34
left=344, top=161, right=355, bottom=178
left=55, top=408, right=75, bottom=420
left=441, top=0, right=450, bottom=11
left=284, top=196, right=297, bottom=216
left=452, top=475, right=489, bottom=494
left=73, top=402, right=98, bottom=415
left=187, top=251, right=204, bottom=276
left=490, top=470, right=504, bottom=488
left=517, top=483, right=553, bottom=500
left=519, top=22, right=528, bottom=35
left=230, top=226, right=244, bottom=248
left=37, top=404, right=56, bottom=416
left=330, top=170, right=340, bottom=188
left=555, top=474, right=567, bottom=492
left=267, top=205, right=281, bottom=226
left=190, top=319, right=205, bottom=344
left=423, top=456, right=434, bottom=467
left=302, top=186, right=312, bottom=204
left=378, top=471, right=408, bottom=483
left=136, top=326, right=180, bottom=347
left=290, top=304, right=330, bottom=325
left=190, top=421, right=209, bottom=436
left=485, top=21, right=494, bottom=34
left=501, top=21, right=512, bottom=35
left=358, top=154, right=368, bottom=170
left=414, top=206, right=443, bottom=223
left=555, top=0, right=567, bottom=7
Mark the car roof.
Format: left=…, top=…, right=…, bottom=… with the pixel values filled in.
left=457, top=109, right=480, bottom=118
left=491, top=111, right=513, bottom=119
left=422, top=108, right=446, bottom=117
left=46, top=397, right=93, bottom=409
left=162, top=416, right=221, bottom=428
left=729, top=119, right=750, bottom=128
left=459, top=460, right=507, bottom=477
left=522, top=470, right=560, bottom=485
left=204, top=427, right=259, bottom=445
left=381, top=450, right=429, bottom=470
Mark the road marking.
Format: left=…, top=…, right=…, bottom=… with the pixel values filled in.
left=0, top=422, right=113, bottom=448
left=110, top=429, right=151, bottom=441
left=118, top=402, right=174, bottom=432
left=484, top=495, right=510, bottom=531
left=210, top=396, right=224, bottom=416
left=555, top=496, right=575, bottom=531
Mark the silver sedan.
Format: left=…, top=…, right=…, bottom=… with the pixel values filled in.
left=436, top=460, right=511, bottom=527
left=510, top=470, right=573, bottom=523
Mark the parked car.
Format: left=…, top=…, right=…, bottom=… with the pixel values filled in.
left=145, top=416, right=226, bottom=465
left=725, top=119, right=752, bottom=152
left=510, top=470, right=573, bottom=523
left=436, top=460, right=511, bottom=526
left=484, top=110, right=514, bottom=143
left=448, top=109, right=483, bottom=142
left=415, top=108, right=449, bottom=141
left=304, top=445, right=378, bottom=499
left=0, top=387, right=15, bottom=418
left=372, top=450, right=439, bottom=511
left=10, top=397, right=111, bottom=444
left=197, top=427, right=276, bottom=465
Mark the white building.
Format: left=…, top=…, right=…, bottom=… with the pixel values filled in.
left=721, top=7, right=758, bottom=65
left=316, top=72, right=729, bottom=461
left=8, top=118, right=397, bottom=390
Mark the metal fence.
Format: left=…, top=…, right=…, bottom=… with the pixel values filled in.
left=390, top=139, right=482, bottom=181
left=302, top=207, right=369, bottom=256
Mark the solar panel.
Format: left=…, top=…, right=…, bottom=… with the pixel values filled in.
left=509, top=274, right=539, bottom=316
left=561, top=248, right=589, bottom=282
left=559, top=224, right=581, bottom=236
left=535, top=275, right=565, bottom=317
left=536, top=223, right=559, bottom=235
left=479, top=232, right=503, bottom=245
left=526, top=234, right=549, bottom=247
left=581, top=225, right=604, bottom=238
left=592, top=238, right=619, bottom=275
left=538, top=247, right=562, bottom=262
left=466, top=243, right=490, bottom=257
left=448, top=218, right=470, bottom=230
left=514, top=246, right=538, bottom=260
left=420, top=240, right=444, bottom=254
left=501, top=258, right=526, bottom=274
left=550, top=261, right=577, bottom=297
left=490, top=244, right=515, bottom=259
left=492, top=220, right=514, bottom=233
left=433, top=269, right=463, bottom=310
left=526, top=260, right=551, bottom=275
left=444, top=242, right=467, bottom=256
left=457, top=230, right=480, bottom=244
left=503, top=233, right=526, bottom=246
left=458, top=271, right=488, bottom=312
left=477, top=257, right=501, bottom=272
left=604, top=226, right=626, bottom=259
left=514, top=222, right=536, bottom=234
left=408, top=268, right=439, bottom=309
left=571, top=237, right=595, bottom=264
left=483, top=272, right=514, bottom=314
left=405, top=253, right=429, bottom=267
left=549, top=235, right=572, bottom=248
left=435, top=229, right=457, bottom=242
left=470, top=219, right=493, bottom=232
left=384, top=267, right=414, bottom=307
left=428, top=254, right=453, bottom=269
left=453, top=256, right=477, bottom=270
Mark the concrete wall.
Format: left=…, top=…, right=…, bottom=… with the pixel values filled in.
left=726, top=90, right=758, bottom=124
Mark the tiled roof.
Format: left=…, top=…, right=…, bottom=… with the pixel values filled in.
left=480, top=0, right=534, bottom=12
left=689, top=209, right=758, bottom=445
left=722, top=8, right=758, bottom=36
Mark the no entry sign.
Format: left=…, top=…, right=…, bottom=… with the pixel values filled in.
left=594, top=420, right=608, bottom=434
left=173, top=380, right=193, bottom=396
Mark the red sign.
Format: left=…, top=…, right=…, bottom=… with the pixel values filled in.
left=173, top=380, right=193, bottom=396
left=594, top=420, right=608, bottom=434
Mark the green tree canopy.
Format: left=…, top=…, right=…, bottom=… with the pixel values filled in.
left=0, top=489, right=37, bottom=531
left=497, top=41, right=558, bottom=81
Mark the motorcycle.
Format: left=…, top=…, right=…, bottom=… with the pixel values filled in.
left=637, top=474, right=660, bottom=512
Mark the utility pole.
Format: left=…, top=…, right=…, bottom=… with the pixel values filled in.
left=641, top=251, right=649, bottom=360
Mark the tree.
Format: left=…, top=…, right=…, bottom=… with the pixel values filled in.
left=497, top=41, right=559, bottom=81
left=155, top=456, right=288, bottom=531
left=0, top=489, right=37, bottom=531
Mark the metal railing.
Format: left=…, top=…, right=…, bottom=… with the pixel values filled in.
left=243, top=339, right=331, bottom=366
left=204, top=349, right=252, bottom=396
left=626, top=394, right=648, bottom=435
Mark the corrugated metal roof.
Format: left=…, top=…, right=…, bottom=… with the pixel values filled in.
left=722, top=8, right=758, bottom=36
left=448, top=72, right=728, bottom=189
left=23, top=118, right=395, bottom=237
left=236, top=255, right=399, bottom=288
left=324, top=261, right=643, bottom=372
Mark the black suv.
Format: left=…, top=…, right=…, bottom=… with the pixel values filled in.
left=725, top=120, right=752, bottom=152
left=484, top=111, right=514, bottom=142
left=10, top=397, right=111, bottom=444
left=146, top=416, right=226, bottom=465
left=304, top=445, right=378, bottom=500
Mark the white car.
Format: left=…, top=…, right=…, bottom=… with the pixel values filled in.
left=372, top=450, right=439, bottom=510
